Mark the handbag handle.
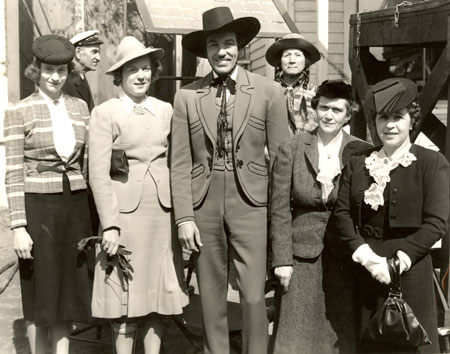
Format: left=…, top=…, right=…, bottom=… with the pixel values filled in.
left=387, top=255, right=402, bottom=298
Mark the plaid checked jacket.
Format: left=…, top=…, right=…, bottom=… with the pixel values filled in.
left=4, top=90, right=90, bottom=228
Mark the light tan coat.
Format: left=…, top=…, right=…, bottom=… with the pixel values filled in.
left=89, top=97, right=172, bottom=230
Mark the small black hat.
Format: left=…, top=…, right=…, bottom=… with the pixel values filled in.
left=314, top=80, right=354, bottom=102
left=365, top=78, right=417, bottom=113
left=31, top=34, right=75, bottom=64
left=182, top=6, right=260, bottom=58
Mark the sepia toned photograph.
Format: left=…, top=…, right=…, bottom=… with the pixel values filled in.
left=0, top=0, right=449, bottom=353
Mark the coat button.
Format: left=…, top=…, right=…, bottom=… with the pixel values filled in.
left=393, top=188, right=398, bottom=193
left=390, top=214, right=396, bottom=220
left=391, top=200, right=397, bottom=206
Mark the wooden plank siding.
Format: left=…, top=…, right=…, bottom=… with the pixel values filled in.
left=328, top=0, right=345, bottom=81
left=294, top=0, right=319, bottom=84
left=249, top=38, right=275, bottom=78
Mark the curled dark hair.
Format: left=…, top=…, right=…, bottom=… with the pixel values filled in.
left=112, top=56, right=163, bottom=87
left=24, top=59, right=74, bottom=85
left=369, top=101, right=421, bottom=131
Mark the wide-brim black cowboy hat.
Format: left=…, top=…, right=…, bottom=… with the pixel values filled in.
left=266, top=33, right=321, bottom=67
left=182, top=6, right=260, bottom=58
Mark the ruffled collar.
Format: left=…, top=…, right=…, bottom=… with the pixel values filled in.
left=316, top=131, right=344, bottom=203
left=363, top=144, right=416, bottom=210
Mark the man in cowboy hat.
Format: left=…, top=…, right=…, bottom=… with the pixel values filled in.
left=170, top=6, right=289, bottom=354
left=63, top=29, right=103, bottom=112
left=266, top=33, right=321, bottom=134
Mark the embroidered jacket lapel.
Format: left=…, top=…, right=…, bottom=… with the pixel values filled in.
left=195, top=72, right=217, bottom=143
left=233, top=67, right=255, bottom=145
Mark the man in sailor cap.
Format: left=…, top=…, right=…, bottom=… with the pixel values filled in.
left=63, top=29, right=103, bottom=112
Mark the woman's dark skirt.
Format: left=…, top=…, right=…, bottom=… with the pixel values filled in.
left=19, top=175, right=93, bottom=326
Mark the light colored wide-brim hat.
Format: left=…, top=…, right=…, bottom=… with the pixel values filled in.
left=266, top=33, right=320, bottom=67
left=106, top=36, right=164, bottom=74
left=182, top=6, right=260, bottom=58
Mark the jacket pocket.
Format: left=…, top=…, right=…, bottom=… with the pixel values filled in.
left=248, top=116, right=265, bottom=132
left=191, top=164, right=205, bottom=179
left=189, top=119, right=203, bottom=135
left=247, top=161, right=268, bottom=177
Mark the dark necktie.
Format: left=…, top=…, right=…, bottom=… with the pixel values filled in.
left=211, top=76, right=236, bottom=158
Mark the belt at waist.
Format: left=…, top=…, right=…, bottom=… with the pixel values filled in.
left=36, top=161, right=76, bottom=174
left=359, top=224, right=385, bottom=240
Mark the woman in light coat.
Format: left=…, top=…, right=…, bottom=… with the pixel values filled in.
left=89, top=36, right=188, bottom=354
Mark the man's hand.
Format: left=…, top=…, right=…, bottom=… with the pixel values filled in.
left=13, top=227, right=33, bottom=259
left=274, top=265, right=293, bottom=293
left=178, top=221, right=202, bottom=252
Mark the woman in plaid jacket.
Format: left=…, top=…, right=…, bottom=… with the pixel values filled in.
left=3, top=35, right=92, bottom=354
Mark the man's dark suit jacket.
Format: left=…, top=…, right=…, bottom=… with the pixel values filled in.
left=63, top=71, right=95, bottom=112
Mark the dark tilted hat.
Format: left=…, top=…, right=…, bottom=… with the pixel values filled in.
left=314, top=80, right=354, bottom=101
left=182, top=6, right=261, bottom=58
left=31, top=34, right=75, bottom=64
left=365, top=78, right=417, bottom=113
left=266, top=33, right=321, bottom=67
left=70, top=30, right=104, bottom=47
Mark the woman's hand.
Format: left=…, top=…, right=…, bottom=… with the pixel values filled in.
left=102, top=228, right=120, bottom=256
left=368, top=259, right=391, bottom=284
left=274, top=265, right=293, bottom=293
left=13, top=227, right=33, bottom=259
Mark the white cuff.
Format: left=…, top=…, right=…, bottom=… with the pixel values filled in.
left=352, top=244, right=373, bottom=265
left=396, top=250, right=412, bottom=273
left=177, top=220, right=195, bottom=228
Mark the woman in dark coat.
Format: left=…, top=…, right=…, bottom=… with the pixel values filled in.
left=334, top=77, right=449, bottom=353
left=270, top=80, right=371, bottom=354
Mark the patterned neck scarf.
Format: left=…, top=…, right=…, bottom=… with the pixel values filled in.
left=277, top=69, right=314, bottom=134
left=211, top=75, right=236, bottom=158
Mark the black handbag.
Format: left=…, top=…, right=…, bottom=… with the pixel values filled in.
left=363, top=255, right=431, bottom=347
left=110, top=149, right=129, bottom=176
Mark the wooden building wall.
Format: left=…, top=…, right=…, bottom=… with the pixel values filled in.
left=328, top=0, right=345, bottom=81
left=294, top=0, right=319, bottom=84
